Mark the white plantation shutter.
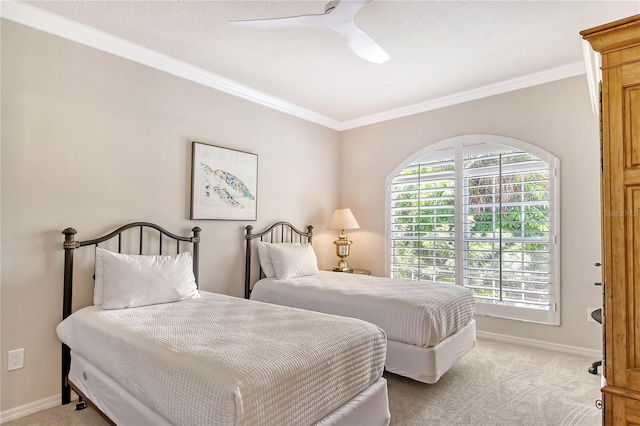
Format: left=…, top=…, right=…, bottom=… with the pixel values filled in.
left=463, top=150, right=550, bottom=307
left=388, top=136, right=559, bottom=324
left=390, top=156, right=456, bottom=283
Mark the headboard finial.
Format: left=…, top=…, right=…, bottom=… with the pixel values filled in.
left=62, top=228, right=79, bottom=249
left=191, top=227, right=201, bottom=243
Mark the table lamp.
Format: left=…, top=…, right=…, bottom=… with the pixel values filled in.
left=328, top=208, right=360, bottom=272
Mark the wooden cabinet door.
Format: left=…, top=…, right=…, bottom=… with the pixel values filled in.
left=602, top=44, right=640, bottom=394
left=582, top=15, right=640, bottom=424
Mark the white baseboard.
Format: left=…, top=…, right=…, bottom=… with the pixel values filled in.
left=0, top=394, right=60, bottom=423
left=477, top=330, right=602, bottom=360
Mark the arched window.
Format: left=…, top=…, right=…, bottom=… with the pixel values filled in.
left=387, top=135, right=560, bottom=324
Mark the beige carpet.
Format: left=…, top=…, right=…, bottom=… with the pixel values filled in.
left=385, top=338, right=601, bottom=425
left=6, top=338, right=601, bottom=425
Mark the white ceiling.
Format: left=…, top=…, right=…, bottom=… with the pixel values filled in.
left=7, top=1, right=640, bottom=129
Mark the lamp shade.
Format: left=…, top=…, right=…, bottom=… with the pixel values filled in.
left=328, top=208, right=360, bottom=231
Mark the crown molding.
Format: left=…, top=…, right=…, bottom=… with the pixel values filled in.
left=337, top=61, right=587, bottom=130
left=0, top=1, right=342, bottom=130
left=1, top=1, right=587, bottom=132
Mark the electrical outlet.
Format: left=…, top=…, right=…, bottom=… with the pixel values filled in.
left=8, top=349, right=24, bottom=371
left=588, top=308, right=600, bottom=323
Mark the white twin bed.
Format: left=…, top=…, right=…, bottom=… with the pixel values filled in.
left=58, top=223, right=390, bottom=425
left=245, top=222, right=477, bottom=384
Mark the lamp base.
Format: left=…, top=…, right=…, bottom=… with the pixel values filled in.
left=334, top=258, right=352, bottom=273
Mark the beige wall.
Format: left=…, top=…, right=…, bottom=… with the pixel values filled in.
left=0, top=21, right=340, bottom=411
left=340, top=76, right=603, bottom=350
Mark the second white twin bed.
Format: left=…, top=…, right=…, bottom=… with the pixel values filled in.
left=245, top=222, right=477, bottom=384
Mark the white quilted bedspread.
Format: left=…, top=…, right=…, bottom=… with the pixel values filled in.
left=251, top=271, right=475, bottom=348
left=57, top=293, right=386, bottom=426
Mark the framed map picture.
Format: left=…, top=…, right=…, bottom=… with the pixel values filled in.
left=190, top=142, right=258, bottom=220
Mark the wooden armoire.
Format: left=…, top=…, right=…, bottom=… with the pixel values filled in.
left=581, top=15, right=640, bottom=424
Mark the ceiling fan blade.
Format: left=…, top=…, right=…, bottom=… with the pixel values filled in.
left=230, top=14, right=328, bottom=30
left=337, top=22, right=390, bottom=64
left=230, top=0, right=389, bottom=64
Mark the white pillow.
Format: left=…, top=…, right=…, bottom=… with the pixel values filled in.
left=268, top=243, right=319, bottom=280
left=256, top=242, right=300, bottom=278
left=94, top=247, right=105, bottom=305
left=97, top=247, right=199, bottom=310
left=256, top=241, right=277, bottom=278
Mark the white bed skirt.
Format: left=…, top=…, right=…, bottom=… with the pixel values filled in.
left=385, top=319, right=476, bottom=383
left=69, top=351, right=391, bottom=426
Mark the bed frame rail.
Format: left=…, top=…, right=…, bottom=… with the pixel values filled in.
left=244, top=222, right=313, bottom=299
left=61, top=222, right=201, bottom=405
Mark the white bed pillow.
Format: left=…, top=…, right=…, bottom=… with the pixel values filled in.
left=256, top=241, right=277, bottom=278
left=256, top=242, right=300, bottom=278
left=97, top=247, right=199, bottom=310
left=268, top=243, right=319, bottom=280
left=94, top=247, right=105, bottom=305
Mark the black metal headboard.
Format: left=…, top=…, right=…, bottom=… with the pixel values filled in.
left=245, top=222, right=313, bottom=299
left=60, top=222, right=201, bottom=405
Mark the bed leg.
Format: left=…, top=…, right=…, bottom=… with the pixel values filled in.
left=62, top=344, right=71, bottom=405
left=75, top=397, right=87, bottom=411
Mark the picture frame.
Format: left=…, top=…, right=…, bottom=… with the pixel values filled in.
left=190, top=142, right=258, bottom=220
